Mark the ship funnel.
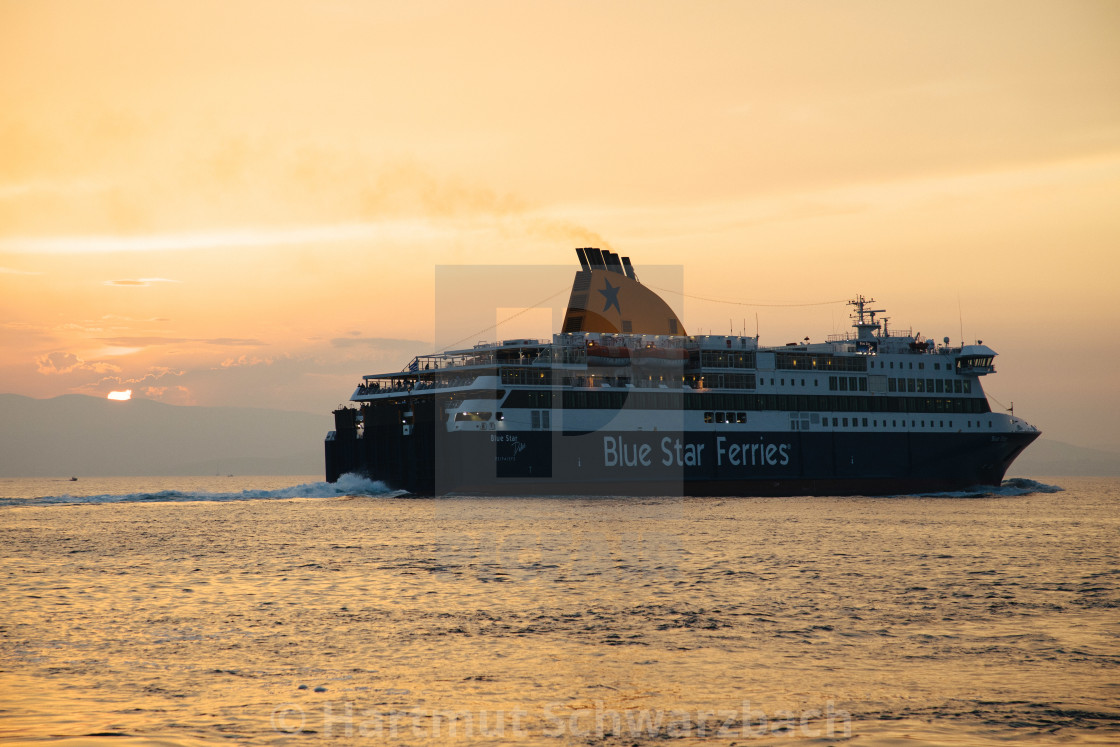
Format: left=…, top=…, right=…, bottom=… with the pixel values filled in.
left=562, top=248, right=685, bottom=335
left=585, top=247, right=605, bottom=270
left=603, top=250, right=625, bottom=274
left=575, top=247, right=590, bottom=270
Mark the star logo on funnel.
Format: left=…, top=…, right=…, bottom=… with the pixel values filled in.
left=599, top=278, right=622, bottom=314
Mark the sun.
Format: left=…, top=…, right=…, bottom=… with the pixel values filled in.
left=107, top=389, right=133, bottom=401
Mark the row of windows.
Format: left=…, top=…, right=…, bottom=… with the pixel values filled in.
left=687, top=373, right=757, bottom=389
left=776, top=352, right=867, bottom=372
left=828, top=376, right=869, bottom=392
left=498, top=354, right=973, bottom=382
left=499, top=389, right=990, bottom=415
left=826, top=376, right=974, bottom=395
left=505, top=389, right=554, bottom=408
left=501, top=368, right=550, bottom=386
left=705, top=412, right=748, bottom=423
left=889, top=377, right=972, bottom=394
left=799, top=415, right=991, bottom=430
left=869, top=359, right=951, bottom=371
left=503, top=371, right=761, bottom=390
left=956, top=355, right=995, bottom=372
left=454, top=411, right=493, bottom=421
left=457, top=409, right=993, bottom=430
left=699, top=351, right=757, bottom=368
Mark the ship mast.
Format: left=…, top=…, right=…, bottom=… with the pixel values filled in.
left=848, top=295, right=885, bottom=348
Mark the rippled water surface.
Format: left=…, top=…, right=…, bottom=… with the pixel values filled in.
left=1, top=475, right=1117, bottom=745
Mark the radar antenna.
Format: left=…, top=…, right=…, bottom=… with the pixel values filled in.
left=848, top=295, right=886, bottom=342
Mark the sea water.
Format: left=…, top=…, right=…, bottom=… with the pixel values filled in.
left=0, top=475, right=1116, bottom=745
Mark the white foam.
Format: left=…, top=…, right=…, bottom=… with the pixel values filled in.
left=911, top=478, right=1064, bottom=499
left=10, top=473, right=396, bottom=506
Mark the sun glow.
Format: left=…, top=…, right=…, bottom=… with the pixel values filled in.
left=107, top=390, right=133, bottom=401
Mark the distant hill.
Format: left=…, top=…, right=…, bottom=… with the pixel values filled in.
left=1010, top=437, right=1120, bottom=477
left=0, top=394, right=329, bottom=477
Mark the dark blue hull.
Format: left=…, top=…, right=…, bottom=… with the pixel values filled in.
left=325, top=426, right=1039, bottom=496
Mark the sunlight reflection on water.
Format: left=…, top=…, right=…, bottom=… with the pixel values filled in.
left=0, top=476, right=1117, bottom=745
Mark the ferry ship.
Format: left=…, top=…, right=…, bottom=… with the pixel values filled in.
left=325, top=249, right=1040, bottom=495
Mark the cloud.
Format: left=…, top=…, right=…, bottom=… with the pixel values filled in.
left=0, top=221, right=458, bottom=254
left=73, top=365, right=186, bottom=396
left=35, top=351, right=122, bottom=375
left=96, top=336, right=266, bottom=347
left=143, top=385, right=193, bottom=405
left=205, top=337, right=268, bottom=347
left=35, top=351, right=80, bottom=374
left=100, top=314, right=172, bottom=322
left=0, top=156, right=613, bottom=257
left=220, top=354, right=275, bottom=368
left=104, top=278, right=180, bottom=286
left=93, top=336, right=190, bottom=346
left=330, top=336, right=431, bottom=349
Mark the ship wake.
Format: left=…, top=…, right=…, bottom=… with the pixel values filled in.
left=4, top=473, right=397, bottom=506
left=912, top=477, right=1063, bottom=499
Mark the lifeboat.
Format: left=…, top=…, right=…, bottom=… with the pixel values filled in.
left=586, top=344, right=632, bottom=366
left=632, top=344, right=688, bottom=366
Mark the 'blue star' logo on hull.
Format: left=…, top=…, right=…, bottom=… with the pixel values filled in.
left=599, top=278, right=622, bottom=314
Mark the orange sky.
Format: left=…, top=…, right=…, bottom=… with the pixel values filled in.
left=2, top=0, right=1118, bottom=451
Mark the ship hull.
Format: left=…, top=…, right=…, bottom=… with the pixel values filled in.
left=325, top=426, right=1039, bottom=497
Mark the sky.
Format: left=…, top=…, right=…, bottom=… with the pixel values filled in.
left=1, top=0, right=1118, bottom=451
